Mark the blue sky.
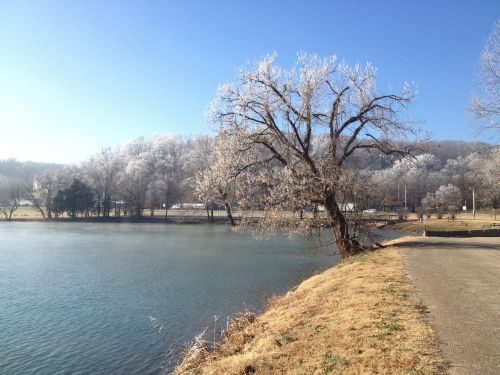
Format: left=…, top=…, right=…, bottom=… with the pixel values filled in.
left=0, top=1, right=498, bottom=163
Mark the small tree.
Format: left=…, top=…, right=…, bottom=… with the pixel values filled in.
left=194, top=135, right=247, bottom=226
left=0, top=182, right=21, bottom=221
left=53, top=179, right=94, bottom=219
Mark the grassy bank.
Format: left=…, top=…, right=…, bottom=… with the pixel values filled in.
left=173, top=244, right=447, bottom=374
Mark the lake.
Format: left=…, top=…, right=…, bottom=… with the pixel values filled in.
left=0, top=222, right=350, bottom=375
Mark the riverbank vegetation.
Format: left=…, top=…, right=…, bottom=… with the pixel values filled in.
left=172, top=244, right=448, bottom=374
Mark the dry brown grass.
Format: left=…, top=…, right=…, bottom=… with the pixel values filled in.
left=9, top=206, right=45, bottom=219
left=172, top=247, right=448, bottom=375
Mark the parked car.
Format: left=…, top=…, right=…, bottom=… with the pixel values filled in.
left=362, top=208, right=376, bottom=214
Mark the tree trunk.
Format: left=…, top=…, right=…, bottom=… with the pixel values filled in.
left=96, top=197, right=101, bottom=217
left=206, top=204, right=211, bottom=222
left=28, top=196, right=46, bottom=219
left=324, top=191, right=362, bottom=260
left=34, top=205, right=46, bottom=219
left=224, top=201, right=236, bottom=226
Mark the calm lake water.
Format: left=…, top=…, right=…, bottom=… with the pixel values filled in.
left=0, top=222, right=354, bottom=375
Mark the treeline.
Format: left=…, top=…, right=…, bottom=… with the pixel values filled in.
left=0, top=136, right=497, bottom=220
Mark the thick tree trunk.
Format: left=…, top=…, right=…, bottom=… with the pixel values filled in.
left=28, top=196, right=46, bottom=219
left=46, top=201, right=52, bottom=219
left=224, top=201, right=236, bottom=226
left=324, top=191, right=362, bottom=260
left=34, top=205, right=46, bottom=219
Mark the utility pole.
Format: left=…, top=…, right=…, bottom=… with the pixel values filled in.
left=404, top=184, right=407, bottom=210
left=472, top=186, right=476, bottom=219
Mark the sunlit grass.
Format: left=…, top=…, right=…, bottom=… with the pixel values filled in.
left=172, top=248, right=448, bottom=374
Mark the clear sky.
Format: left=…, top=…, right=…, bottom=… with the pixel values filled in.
left=0, top=1, right=498, bottom=163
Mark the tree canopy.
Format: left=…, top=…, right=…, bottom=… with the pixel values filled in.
left=206, top=53, right=421, bottom=258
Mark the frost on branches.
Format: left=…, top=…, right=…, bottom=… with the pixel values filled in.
left=470, top=20, right=499, bottom=144
left=203, top=53, right=420, bottom=259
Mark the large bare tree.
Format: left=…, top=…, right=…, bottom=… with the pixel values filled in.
left=470, top=20, right=499, bottom=144
left=208, top=53, right=419, bottom=259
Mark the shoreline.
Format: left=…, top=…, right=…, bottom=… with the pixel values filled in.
left=1, top=216, right=231, bottom=224
left=5, top=218, right=499, bottom=239
left=172, top=237, right=448, bottom=374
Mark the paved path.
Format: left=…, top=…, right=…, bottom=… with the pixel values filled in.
left=398, top=237, right=500, bottom=375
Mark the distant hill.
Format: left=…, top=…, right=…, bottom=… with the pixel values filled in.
left=0, top=140, right=489, bottom=181
left=424, top=140, right=490, bottom=164
left=349, top=139, right=491, bottom=170
left=0, top=159, right=62, bottom=182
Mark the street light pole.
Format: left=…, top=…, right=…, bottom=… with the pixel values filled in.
left=404, top=184, right=407, bottom=210
left=472, top=186, right=476, bottom=219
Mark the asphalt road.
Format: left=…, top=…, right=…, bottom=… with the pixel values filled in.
left=398, top=237, right=500, bottom=375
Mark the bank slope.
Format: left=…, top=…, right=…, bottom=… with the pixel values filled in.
left=174, top=248, right=447, bottom=375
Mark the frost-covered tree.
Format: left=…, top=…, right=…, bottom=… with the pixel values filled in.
left=481, top=149, right=500, bottom=205
left=151, top=134, right=185, bottom=217
left=185, top=135, right=216, bottom=219
left=119, top=138, right=155, bottom=217
left=369, top=154, right=440, bottom=211
left=435, top=184, right=462, bottom=208
left=194, top=135, right=247, bottom=226
left=421, top=192, right=436, bottom=209
left=81, top=148, right=122, bottom=217
left=207, top=53, right=420, bottom=258
left=470, top=20, right=500, bottom=144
